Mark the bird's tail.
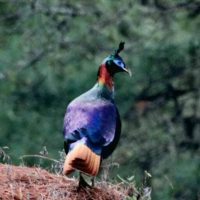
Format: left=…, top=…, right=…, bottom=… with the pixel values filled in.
left=63, top=143, right=101, bottom=176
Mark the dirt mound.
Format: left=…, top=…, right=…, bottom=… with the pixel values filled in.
left=0, top=164, right=127, bottom=200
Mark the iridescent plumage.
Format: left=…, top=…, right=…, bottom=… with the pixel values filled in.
left=63, top=81, right=121, bottom=159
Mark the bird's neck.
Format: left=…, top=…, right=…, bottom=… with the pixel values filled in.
left=97, top=64, right=114, bottom=92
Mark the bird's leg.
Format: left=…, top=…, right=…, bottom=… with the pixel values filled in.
left=78, top=172, right=92, bottom=189
left=91, top=177, right=95, bottom=187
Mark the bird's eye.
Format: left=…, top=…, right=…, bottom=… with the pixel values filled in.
left=113, top=59, right=125, bottom=68
left=117, top=61, right=122, bottom=65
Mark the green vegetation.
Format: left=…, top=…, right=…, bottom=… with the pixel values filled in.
left=0, top=0, right=199, bottom=199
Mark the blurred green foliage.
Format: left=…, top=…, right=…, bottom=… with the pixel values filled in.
left=0, top=0, right=200, bottom=199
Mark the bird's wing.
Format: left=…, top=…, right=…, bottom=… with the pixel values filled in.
left=63, top=99, right=118, bottom=153
left=101, top=108, right=121, bottom=159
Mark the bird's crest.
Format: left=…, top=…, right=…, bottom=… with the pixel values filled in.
left=115, top=41, right=125, bottom=56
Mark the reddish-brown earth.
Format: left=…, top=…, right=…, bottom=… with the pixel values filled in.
left=0, top=164, right=129, bottom=200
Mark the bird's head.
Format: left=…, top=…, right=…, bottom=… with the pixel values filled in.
left=101, top=42, right=132, bottom=77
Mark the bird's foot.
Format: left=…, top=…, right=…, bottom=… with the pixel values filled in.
left=77, top=174, right=92, bottom=190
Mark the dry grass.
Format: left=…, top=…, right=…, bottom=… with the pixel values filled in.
left=0, top=164, right=132, bottom=200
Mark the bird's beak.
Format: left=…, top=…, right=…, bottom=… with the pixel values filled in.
left=123, top=67, right=132, bottom=77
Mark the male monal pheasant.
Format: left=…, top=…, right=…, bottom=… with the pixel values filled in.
left=63, top=42, right=131, bottom=186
